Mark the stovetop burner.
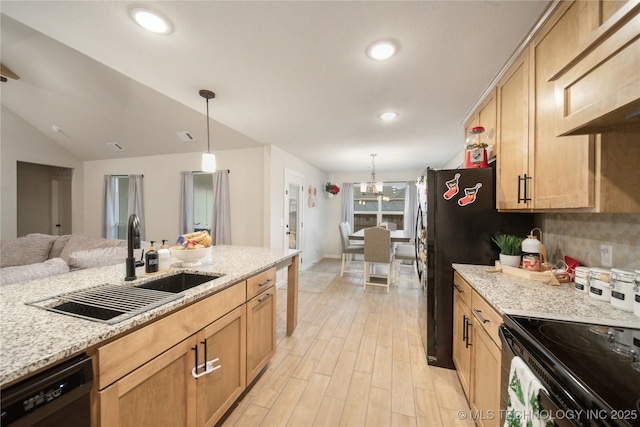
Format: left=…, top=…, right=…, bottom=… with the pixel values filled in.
left=505, top=315, right=640, bottom=424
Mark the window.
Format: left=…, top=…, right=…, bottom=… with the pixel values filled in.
left=114, top=176, right=129, bottom=239
left=193, top=173, right=213, bottom=232
left=353, top=182, right=406, bottom=232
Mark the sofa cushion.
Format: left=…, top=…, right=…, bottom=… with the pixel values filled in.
left=0, top=235, right=58, bottom=268
left=0, top=258, right=69, bottom=285
left=68, top=246, right=128, bottom=269
left=58, top=234, right=125, bottom=263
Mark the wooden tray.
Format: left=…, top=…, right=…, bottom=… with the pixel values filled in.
left=487, top=265, right=560, bottom=285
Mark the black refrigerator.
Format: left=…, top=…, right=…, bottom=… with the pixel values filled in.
left=416, top=166, right=533, bottom=369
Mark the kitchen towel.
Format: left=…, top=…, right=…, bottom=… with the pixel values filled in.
left=503, top=356, right=554, bottom=427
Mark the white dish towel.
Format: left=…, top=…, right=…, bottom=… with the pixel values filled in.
left=503, top=356, right=554, bottom=427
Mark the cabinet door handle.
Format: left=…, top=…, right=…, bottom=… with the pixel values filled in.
left=472, top=308, right=489, bottom=324
left=462, top=314, right=468, bottom=341
left=517, top=174, right=532, bottom=203
left=258, top=278, right=273, bottom=287
left=453, top=284, right=463, bottom=293
left=192, top=345, right=199, bottom=377
left=201, top=338, right=208, bottom=367
left=258, top=293, right=273, bottom=304
left=464, top=317, right=472, bottom=348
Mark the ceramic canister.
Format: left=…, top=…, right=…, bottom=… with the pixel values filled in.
left=574, top=266, right=590, bottom=294
left=610, top=268, right=636, bottom=312
left=634, top=270, right=640, bottom=318
left=588, top=267, right=611, bottom=302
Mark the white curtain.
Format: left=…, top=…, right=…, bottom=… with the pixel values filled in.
left=102, top=175, right=117, bottom=239
left=341, top=182, right=354, bottom=230
left=127, top=175, right=145, bottom=241
left=210, top=170, right=231, bottom=245
left=403, top=180, right=418, bottom=241
left=179, top=171, right=194, bottom=235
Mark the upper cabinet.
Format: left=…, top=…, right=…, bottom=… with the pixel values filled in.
left=482, top=0, right=640, bottom=212
left=550, top=0, right=640, bottom=136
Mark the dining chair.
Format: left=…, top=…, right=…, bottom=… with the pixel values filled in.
left=363, top=226, right=392, bottom=292
left=392, top=243, right=420, bottom=286
left=339, top=222, right=364, bottom=277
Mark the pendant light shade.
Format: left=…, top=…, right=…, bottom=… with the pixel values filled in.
left=202, top=152, right=216, bottom=172
left=199, top=89, right=216, bottom=173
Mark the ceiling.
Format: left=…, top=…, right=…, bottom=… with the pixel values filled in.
left=0, top=1, right=548, bottom=173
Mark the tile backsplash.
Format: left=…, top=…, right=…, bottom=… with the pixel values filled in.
left=540, top=213, right=640, bottom=270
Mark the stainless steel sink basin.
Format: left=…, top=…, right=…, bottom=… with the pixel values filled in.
left=135, top=272, right=221, bottom=293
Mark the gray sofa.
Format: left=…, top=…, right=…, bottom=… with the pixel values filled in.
left=0, top=233, right=145, bottom=285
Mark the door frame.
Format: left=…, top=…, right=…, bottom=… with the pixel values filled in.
left=283, top=169, right=304, bottom=260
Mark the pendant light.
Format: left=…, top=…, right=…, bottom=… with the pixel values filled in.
left=200, top=89, right=216, bottom=173
left=360, top=154, right=384, bottom=195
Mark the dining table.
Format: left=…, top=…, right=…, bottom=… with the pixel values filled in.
left=349, top=228, right=411, bottom=243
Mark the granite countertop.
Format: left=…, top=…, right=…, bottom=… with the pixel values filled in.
left=0, top=245, right=300, bottom=387
left=453, top=264, right=640, bottom=328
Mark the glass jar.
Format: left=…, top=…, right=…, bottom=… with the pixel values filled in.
left=588, top=267, right=611, bottom=302
left=574, top=266, right=590, bottom=294
left=610, top=268, right=636, bottom=312
left=464, top=126, right=488, bottom=168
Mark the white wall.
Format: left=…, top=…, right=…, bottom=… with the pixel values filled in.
left=83, top=148, right=265, bottom=246
left=1, top=106, right=85, bottom=239
left=267, top=145, right=329, bottom=270
left=323, top=168, right=424, bottom=259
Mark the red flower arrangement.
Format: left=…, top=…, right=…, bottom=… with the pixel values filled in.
left=325, top=182, right=340, bottom=195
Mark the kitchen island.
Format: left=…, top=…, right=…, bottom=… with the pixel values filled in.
left=0, top=245, right=300, bottom=388
left=453, top=263, right=639, bottom=328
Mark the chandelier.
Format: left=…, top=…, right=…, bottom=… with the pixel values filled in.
left=360, top=154, right=384, bottom=196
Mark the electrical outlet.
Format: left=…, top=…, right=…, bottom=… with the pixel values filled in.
left=600, top=244, right=613, bottom=267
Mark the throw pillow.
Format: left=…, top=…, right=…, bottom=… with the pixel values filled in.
left=0, top=235, right=57, bottom=268
left=0, top=258, right=69, bottom=285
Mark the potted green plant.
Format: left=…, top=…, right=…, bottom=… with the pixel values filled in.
left=491, top=234, right=524, bottom=268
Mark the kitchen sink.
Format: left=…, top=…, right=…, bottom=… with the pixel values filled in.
left=27, top=284, right=183, bottom=324
left=135, top=272, right=221, bottom=293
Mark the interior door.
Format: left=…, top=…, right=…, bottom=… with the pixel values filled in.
left=51, top=175, right=72, bottom=235
left=283, top=170, right=304, bottom=252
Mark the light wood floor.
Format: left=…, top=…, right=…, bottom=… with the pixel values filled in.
left=222, top=258, right=473, bottom=427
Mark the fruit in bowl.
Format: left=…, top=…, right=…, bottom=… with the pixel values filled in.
left=170, top=246, right=211, bottom=267
left=171, top=231, right=212, bottom=266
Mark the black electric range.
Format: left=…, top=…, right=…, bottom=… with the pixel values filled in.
left=501, top=315, right=640, bottom=427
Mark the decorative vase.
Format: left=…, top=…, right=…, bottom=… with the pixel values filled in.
left=499, top=253, right=521, bottom=268
left=326, top=193, right=334, bottom=199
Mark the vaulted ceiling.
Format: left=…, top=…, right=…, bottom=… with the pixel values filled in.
left=0, top=1, right=548, bottom=172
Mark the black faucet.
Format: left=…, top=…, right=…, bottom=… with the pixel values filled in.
left=125, top=214, right=141, bottom=281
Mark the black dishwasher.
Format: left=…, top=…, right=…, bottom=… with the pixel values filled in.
left=1, top=354, right=93, bottom=427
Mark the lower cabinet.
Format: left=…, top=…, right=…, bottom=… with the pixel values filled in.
left=453, top=272, right=503, bottom=427
left=246, top=284, right=276, bottom=383
left=95, top=268, right=278, bottom=427
left=98, top=306, right=246, bottom=427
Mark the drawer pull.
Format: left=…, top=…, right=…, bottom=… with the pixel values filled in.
left=453, top=284, right=464, bottom=293
left=472, top=308, right=489, bottom=324
left=258, top=278, right=273, bottom=287
left=258, top=293, right=273, bottom=304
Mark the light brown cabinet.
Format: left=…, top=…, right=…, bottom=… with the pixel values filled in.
left=246, top=268, right=277, bottom=383
left=95, top=266, right=279, bottom=427
left=98, top=305, right=246, bottom=427
left=494, top=0, right=640, bottom=213
left=452, top=272, right=503, bottom=427
left=452, top=273, right=472, bottom=397
left=551, top=0, right=640, bottom=136
left=464, top=89, right=498, bottom=164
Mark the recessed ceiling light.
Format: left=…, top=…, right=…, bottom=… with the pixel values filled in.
left=367, top=40, right=398, bottom=60
left=379, top=111, right=398, bottom=121
left=130, top=8, right=172, bottom=34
